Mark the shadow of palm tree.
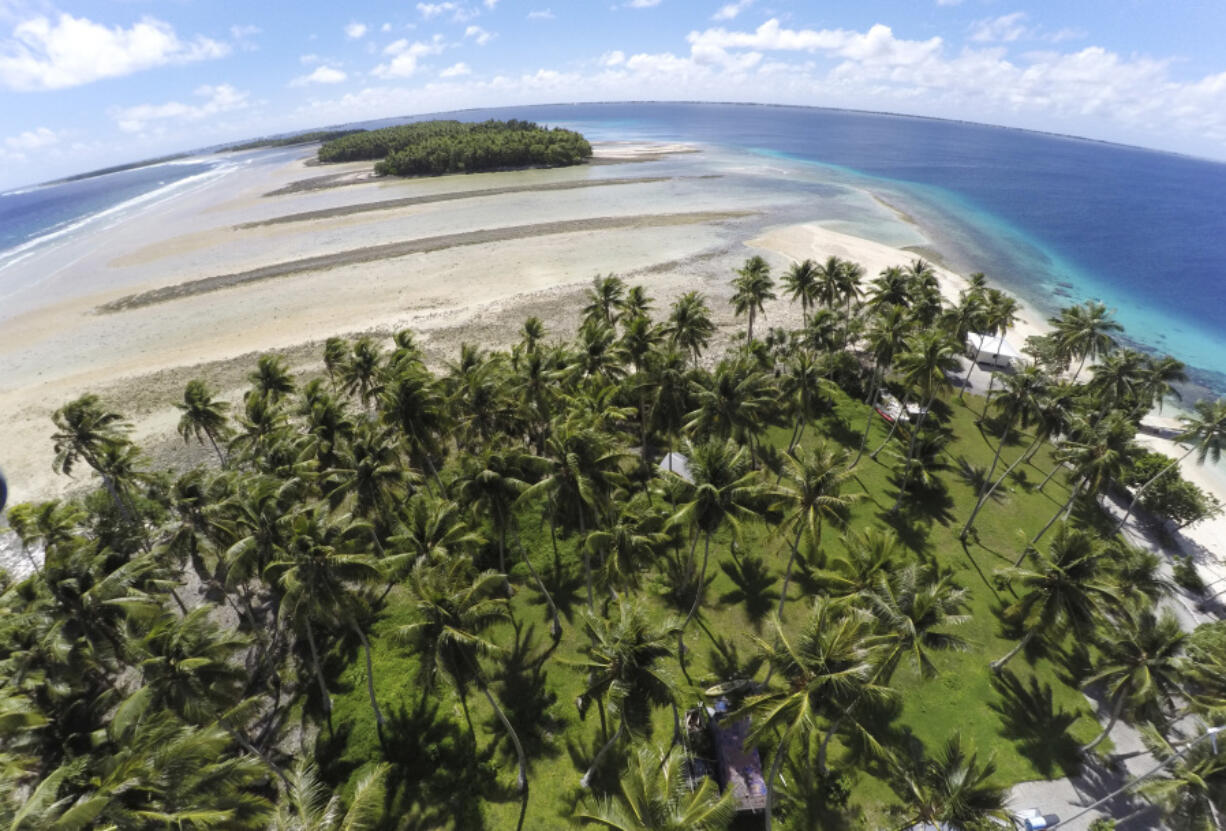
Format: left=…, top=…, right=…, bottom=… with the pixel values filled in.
left=490, top=619, right=565, bottom=762
left=719, top=553, right=779, bottom=628
left=535, top=559, right=585, bottom=625
left=988, top=669, right=1083, bottom=778
left=770, top=731, right=859, bottom=831
left=704, top=632, right=765, bottom=688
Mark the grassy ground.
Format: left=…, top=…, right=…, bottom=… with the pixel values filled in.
left=316, top=386, right=1108, bottom=829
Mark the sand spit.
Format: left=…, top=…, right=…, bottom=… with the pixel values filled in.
left=237, top=175, right=678, bottom=229
left=263, top=168, right=381, bottom=196
left=98, top=211, right=753, bottom=313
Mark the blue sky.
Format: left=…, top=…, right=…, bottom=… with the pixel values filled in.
left=3, top=0, right=1226, bottom=186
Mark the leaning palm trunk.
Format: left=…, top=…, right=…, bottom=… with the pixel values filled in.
left=304, top=619, right=332, bottom=724
left=776, top=525, right=807, bottom=621
left=475, top=674, right=530, bottom=830
left=763, top=719, right=798, bottom=831
left=990, top=628, right=1036, bottom=673
left=1081, top=690, right=1126, bottom=753
left=1017, top=482, right=1083, bottom=565
left=959, top=408, right=1017, bottom=539
left=580, top=719, right=625, bottom=789
left=853, top=365, right=882, bottom=467
left=960, top=340, right=984, bottom=402
left=352, top=620, right=386, bottom=738
left=682, top=533, right=712, bottom=631
left=869, top=393, right=911, bottom=461
left=513, top=523, right=562, bottom=640
left=890, top=396, right=936, bottom=513
left=1116, top=449, right=1191, bottom=531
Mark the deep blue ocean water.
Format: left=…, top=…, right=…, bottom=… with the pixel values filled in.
left=4, top=102, right=1225, bottom=392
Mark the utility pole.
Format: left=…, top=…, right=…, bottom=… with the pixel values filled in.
left=1047, top=725, right=1223, bottom=829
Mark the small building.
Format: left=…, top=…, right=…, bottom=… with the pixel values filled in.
left=966, top=332, right=1023, bottom=369
left=658, top=452, right=693, bottom=483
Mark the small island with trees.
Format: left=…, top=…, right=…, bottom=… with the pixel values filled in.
left=316, top=119, right=593, bottom=176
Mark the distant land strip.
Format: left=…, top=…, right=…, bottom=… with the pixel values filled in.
left=239, top=176, right=684, bottom=229
left=98, top=210, right=754, bottom=314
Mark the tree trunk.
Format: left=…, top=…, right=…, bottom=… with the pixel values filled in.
left=1073, top=352, right=1088, bottom=383
left=205, top=427, right=227, bottom=468
left=1081, top=689, right=1126, bottom=753
left=682, top=533, right=711, bottom=631
left=580, top=511, right=593, bottom=614
left=305, top=619, right=332, bottom=722
left=853, top=365, right=881, bottom=467
left=1018, top=483, right=1081, bottom=565
left=776, top=526, right=805, bottom=620
left=890, top=395, right=934, bottom=514
left=1038, top=458, right=1065, bottom=493
left=983, top=433, right=1045, bottom=503
left=352, top=620, right=386, bottom=736
left=764, top=719, right=797, bottom=831
left=960, top=341, right=984, bottom=402
left=479, top=681, right=529, bottom=795
left=817, top=715, right=844, bottom=775
left=959, top=408, right=1017, bottom=540
left=1117, top=448, right=1192, bottom=531
left=513, top=522, right=561, bottom=641
left=580, top=720, right=625, bottom=788
left=869, top=393, right=910, bottom=461
left=990, top=628, right=1035, bottom=673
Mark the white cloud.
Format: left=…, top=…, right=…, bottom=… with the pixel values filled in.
left=300, top=53, right=320, bottom=64
left=372, top=35, right=445, bottom=78
left=712, top=0, right=753, bottom=21
left=0, top=13, right=228, bottom=91
left=936, top=0, right=964, bottom=5
left=5, top=126, right=59, bottom=151
left=465, top=25, right=494, bottom=45
left=381, top=23, right=392, bottom=33
left=440, top=61, right=470, bottom=77
left=484, top=0, right=500, bottom=7
left=344, top=21, right=368, bottom=40
left=230, top=24, right=260, bottom=40
left=601, top=50, right=625, bottom=67
left=111, top=84, right=248, bottom=133
left=627, top=0, right=662, bottom=6
left=528, top=9, right=555, bottom=20
left=970, top=12, right=1030, bottom=44
left=417, top=2, right=478, bottom=21
left=291, top=65, right=347, bottom=86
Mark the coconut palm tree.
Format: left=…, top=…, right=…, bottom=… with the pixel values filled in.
left=575, top=742, right=735, bottom=830
left=340, top=337, right=385, bottom=411
left=1080, top=609, right=1187, bottom=752
left=774, top=442, right=860, bottom=620
left=970, top=289, right=1020, bottom=412
left=134, top=606, right=250, bottom=725
left=1117, top=397, right=1226, bottom=530
left=744, top=597, right=886, bottom=829
left=1139, top=724, right=1226, bottom=831
left=669, top=438, right=763, bottom=632
left=888, top=330, right=962, bottom=512
left=818, top=526, right=908, bottom=599
left=867, top=265, right=910, bottom=311
left=379, top=367, right=448, bottom=491
left=1133, top=354, right=1187, bottom=418
left=854, top=304, right=910, bottom=466
left=1050, top=300, right=1122, bottom=382
left=666, top=291, right=715, bottom=367
left=623, top=285, right=653, bottom=322
left=248, top=355, right=296, bottom=403
left=685, top=358, right=776, bottom=464
left=813, top=255, right=846, bottom=311
left=891, top=734, right=1010, bottom=831
left=584, top=273, right=628, bottom=328
left=176, top=380, right=231, bottom=466
left=948, top=292, right=988, bottom=402
left=730, top=256, right=775, bottom=343
left=865, top=563, right=970, bottom=684
left=991, top=526, right=1118, bottom=672
left=322, top=337, right=348, bottom=392
left=574, top=598, right=680, bottom=788
left=271, top=760, right=388, bottom=831
left=584, top=502, right=668, bottom=599
left=781, top=258, right=820, bottom=325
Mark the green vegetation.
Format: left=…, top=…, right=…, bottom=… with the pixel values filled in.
left=4, top=258, right=1226, bottom=830
left=316, top=119, right=592, bottom=176
left=224, top=129, right=368, bottom=152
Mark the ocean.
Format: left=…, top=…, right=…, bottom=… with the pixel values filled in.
left=3, top=102, right=1225, bottom=394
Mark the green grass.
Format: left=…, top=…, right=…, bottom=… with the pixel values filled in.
left=320, top=386, right=1108, bottom=829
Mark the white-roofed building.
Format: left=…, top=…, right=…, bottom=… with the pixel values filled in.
left=966, top=332, right=1024, bottom=369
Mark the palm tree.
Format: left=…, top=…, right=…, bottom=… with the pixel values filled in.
left=1117, top=398, right=1226, bottom=530
left=51, top=393, right=128, bottom=480
left=774, top=442, right=859, bottom=620
left=891, top=734, right=1010, bottom=831
left=265, top=509, right=383, bottom=730
left=322, top=336, right=349, bottom=392
left=854, top=305, right=909, bottom=465
left=1134, top=354, right=1187, bottom=418
left=744, top=597, right=886, bottom=829
left=666, top=291, right=715, bottom=366
left=730, top=255, right=776, bottom=343
left=888, top=331, right=962, bottom=512
left=781, top=259, right=820, bottom=325
left=1139, top=724, right=1226, bottom=831
left=398, top=556, right=530, bottom=813
left=818, top=526, right=907, bottom=599
left=669, top=438, right=762, bottom=632
left=574, top=598, right=680, bottom=788
left=623, top=285, right=653, bottom=322
left=949, top=291, right=988, bottom=402
left=959, top=364, right=1050, bottom=540
left=813, top=255, right=845, bottom=311
left=575, top=742, right=735, bottom=830
left=865, top=564, right=969, bottom=684
left=584, top=502, right=667, bottom=599
left=1050, top=300, right=1122, bottom=382
left=583, top=273, right=627, bottom=327
left=380, top=367, right=448, bottom=491
left=991, top=526, right=1118, bottom=672
left=271, top=760, right=388, bottom=831
left=685, top=358, right=776, bottom=464
left=340, top=337, right=385, bottom=411
left=176, top=380, right=231, bottom=466
left=135, top=606, right=249, bottom=725
left=974, top=289, right=1020, bottom=411
left=1080, top=609, right=1186, bottom=752
left=867, top=265, right=910, bottom=311
left=248, top=354, right=296, bottom=403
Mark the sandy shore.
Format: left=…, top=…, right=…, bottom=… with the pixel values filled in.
left=3, top=139, right=1224, bottom=582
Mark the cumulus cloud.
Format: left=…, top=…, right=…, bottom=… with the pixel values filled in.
left=440, top=61, right=470, bottom=77
left=528, top=9, right=555, bottom=20
left=417, top=2, right=478, bottom=22
left=970, top=13, right=1030, bottom=44
left=712, top=0, right=753, bottom=21
left=601, top=50, right=625, bottom=67
left=372, top=34, right=445, bottom=78
left=345, top=22, right=368, bottom=40
left=291, top=65, right=347, bottom=86
left=484, top=0, right=500, bottom=7
left=111, top=84, right=248, bottom=133
left=5, top=126, right=59, bottom=151
left=0, top=13, right=228, bottom=91
left=465, top=25, right=494, bottom=45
